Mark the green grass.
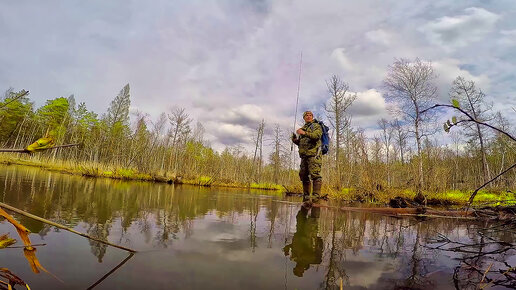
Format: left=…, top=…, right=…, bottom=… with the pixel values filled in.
left=430, top=190, right=516, bottom=206
left=324, top=187, right=516, bottom=206
left=249, top=182, right=284, bottom=191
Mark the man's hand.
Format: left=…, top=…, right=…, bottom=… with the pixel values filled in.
left=291, top=133, right=297, bottom=141
left=296, top=128, right=306, bottom=135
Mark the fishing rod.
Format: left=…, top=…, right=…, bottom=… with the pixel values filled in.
left=291, top=52, right=303, bottom=151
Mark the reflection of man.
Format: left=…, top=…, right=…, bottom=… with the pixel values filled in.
left=291, top=111, right=323, bottom=206
left=283, top=207, right=323, bottom=277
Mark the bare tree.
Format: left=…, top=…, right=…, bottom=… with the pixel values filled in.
left=167, top=107, right=191, bottom=174
left=324, top=75, right=356, bottom=187
left=378, top=118, right=393, bottom=186
left=251, top=119, right=265, bottom=182
left=192, top=121, right=205, bottom=144
left=269, top=124, right=286, bottom=184
left=391, top=118, right=408, bottom=164
left=384, top=58, right=438, bottom=202
left=450, top=76, right=492, bottom=182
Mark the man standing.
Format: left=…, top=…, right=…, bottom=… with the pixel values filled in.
left=292, top=111, right=323, bottom=206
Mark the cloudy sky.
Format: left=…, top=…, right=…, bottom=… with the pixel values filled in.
left=1, top=0, right=516, bottom=151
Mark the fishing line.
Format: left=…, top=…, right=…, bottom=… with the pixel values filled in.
left=291, top=51, right=303, bottom=151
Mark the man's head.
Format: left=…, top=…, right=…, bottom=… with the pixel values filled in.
left=303, top=111, right=313, bottom=123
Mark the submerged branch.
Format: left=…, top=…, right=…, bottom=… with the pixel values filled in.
left=87, top=253, right=134, bottom=289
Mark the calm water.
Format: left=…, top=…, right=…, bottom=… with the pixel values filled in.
left=0, top=164, right=514, bottom=289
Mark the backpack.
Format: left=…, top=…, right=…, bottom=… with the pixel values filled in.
left=314, top=119, right=330, bottom=155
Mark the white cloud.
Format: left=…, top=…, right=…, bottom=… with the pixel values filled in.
left=222, top=104, right=264, bottom=125
left=433, top=58, right=490, bottom=101
left=421, top=7, right=500, bottom=50
left=498, top=29, right=516, bottom=47
left=365, top=29, right=392, bottom=46
left=348, top=89, right=389, bottom=128
left=331, top=48, right=354, bottom=71
left=205, top=122, right=251, bottom=147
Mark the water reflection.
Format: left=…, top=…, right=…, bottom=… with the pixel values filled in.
left=283, top=206, right=323, bottom=277
left=0, top=164, right=515, bottom=289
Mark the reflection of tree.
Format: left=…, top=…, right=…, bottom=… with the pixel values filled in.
left=283, top=206, right=323, bottom=277
left=266, top=199, right=278, bottom=248
left=427, top=221, right=516, bottom=289
left=405, top=222, right=424, bottom=288
left=249, top=196, right=259, bottom=252
left=87, top=222, right=111, bottom=263
left=322, top=209, right=348, bottom=290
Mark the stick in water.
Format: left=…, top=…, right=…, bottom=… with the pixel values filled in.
left=0, top=202, right=136, bottom=253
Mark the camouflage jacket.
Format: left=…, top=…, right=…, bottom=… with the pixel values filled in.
left=293, top=120, right=322, bottom=157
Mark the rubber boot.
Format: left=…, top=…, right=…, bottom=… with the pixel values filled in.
left=302, top=181, right=311, bottom=202
left=312, top=179, right=322, bottom=203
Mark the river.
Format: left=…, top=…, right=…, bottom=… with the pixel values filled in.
left=0, top=164, right=514, bottom=289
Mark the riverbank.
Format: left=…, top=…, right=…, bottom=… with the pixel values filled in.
left=0, top=155, right=283, bottom=192
left=325, top=186, right=516, bottom=207
left=1, top=154, right=513, bottom=207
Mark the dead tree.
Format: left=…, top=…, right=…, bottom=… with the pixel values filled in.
left=251, top=119, right=265, bottom=182
left=324, top=75, right=356, bottom=188
left=450, top=76, right=493, bottom=183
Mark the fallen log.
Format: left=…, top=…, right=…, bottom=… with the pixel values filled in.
left=273, top=200, right=475, bottom=219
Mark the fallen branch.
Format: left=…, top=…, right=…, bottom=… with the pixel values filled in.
left=467, top=161, right=516, bottom=209
left=5, top=243, right=46, bottom=249
left=0, top=143, right=80, bottom=153
left=0, top=202, right=136, bottom=253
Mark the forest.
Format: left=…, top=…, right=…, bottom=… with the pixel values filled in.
left=1, top=58, right=515, bottom=205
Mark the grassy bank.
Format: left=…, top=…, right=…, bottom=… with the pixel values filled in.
left=0, top=155, right=285, bottom=191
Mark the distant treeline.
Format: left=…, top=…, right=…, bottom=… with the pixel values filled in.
left=1, top=58, right=515, bottom=195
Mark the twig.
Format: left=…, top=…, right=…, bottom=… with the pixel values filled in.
left=0, top=202, right=136, bottom=253
left=0, top=90, right=29, bottom=111
left=87, top=253, right=134, bottom=289
left=481, top=266, right=516, bottom=289
left=480, top=262, right=494, bottom=287
left=5, top=243, right=46, bottom=249
left=421, top=104, right=516, bottom=142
